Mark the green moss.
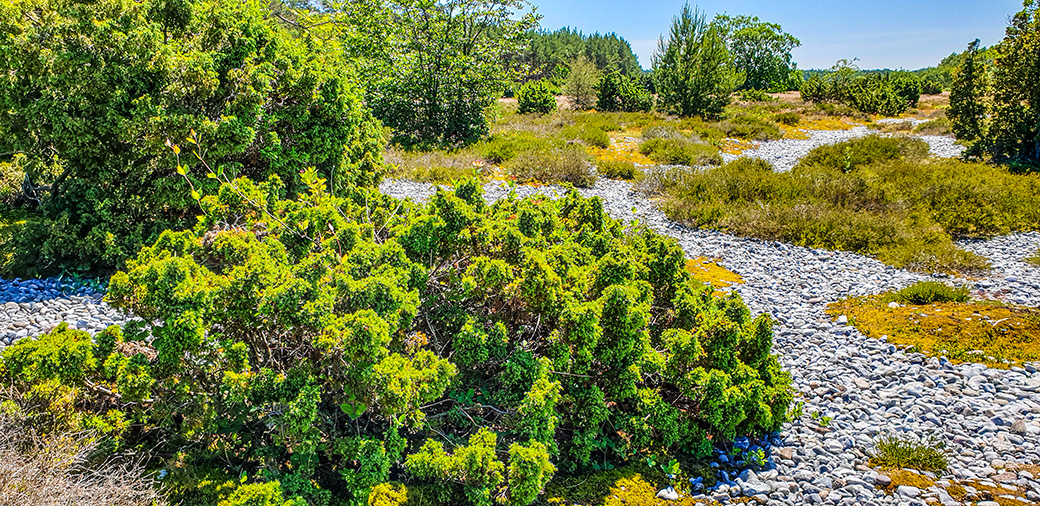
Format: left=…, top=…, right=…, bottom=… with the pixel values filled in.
left=828, top=294, right=1040, bottom=368
left=1027, top=248, right=1040, bottom=267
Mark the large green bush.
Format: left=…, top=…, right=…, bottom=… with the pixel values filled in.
left=0, top=0, right=384, bottom=274
left=596, top=71, right=653, bottom=113
left=517, top=80, right=558, bottom=115
left=2, top=172, right=791, bottom=505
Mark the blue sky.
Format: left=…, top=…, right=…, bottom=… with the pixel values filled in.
left=527, top=0, right=1024, bottom=70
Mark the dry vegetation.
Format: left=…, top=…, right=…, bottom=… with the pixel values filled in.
left=0, top=407, right=163, bottom=506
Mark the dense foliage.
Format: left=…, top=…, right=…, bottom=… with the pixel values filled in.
left=367, top=0, right=538, bottom=146
left=714, top=15, right=801, bottom=92
left=0, top=0, right=385, bottom=274
left=653, top=5, right=739, bottom=118
left=520, top=28, right=643, bottom=85
left=948, top=39, right=989, bottom=157
left=799, top=62, right=921, bottom=116
left=989, top=0, right=1040, bottom=169
left=517, top=80, right=558, bottom=115
left=596, top=72, right=653, bottom=113
left=1, top=172, right=791, bottom=505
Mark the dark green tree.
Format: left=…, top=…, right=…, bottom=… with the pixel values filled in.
left=948, top=39, right=990, bottom=157
left=713, top=15, right=801, bottom=91
left=990, top=1, right=1040, bottom=169
left=653, top=4, right=741, bottom=118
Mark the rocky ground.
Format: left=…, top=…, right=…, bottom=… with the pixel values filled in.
left=2, top=130, right=1037, bottom=506
left=719, top=125, right=964, bottom=172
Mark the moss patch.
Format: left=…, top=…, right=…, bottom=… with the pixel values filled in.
left=878, top=469, right=938, bottom=492
left=685, top=258, right=743, bottom=289
left=1027, top=249, right=1040, bottom=267
left=829, top=295, right=1040, bottom=368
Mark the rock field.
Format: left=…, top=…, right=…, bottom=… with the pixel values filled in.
left=2, top=131, right=1037, bottom=506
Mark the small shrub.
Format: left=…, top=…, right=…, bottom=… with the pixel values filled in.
left=639, top=139, right=722, bottom=166
left=642, top=125, right=685, bottom=141
left=579, top=128, right=610, bottom=148
left=869, top=435, right=948, bottom=473
left=718, top=115, right=782, bottom=141
left=920, top=75, right=944, bottom=95
left=795, top=135, right=929, bottom=173
left=885, top=281, right=970, bottom=305
left=914, top=118, right=952, bottom=136
left=773, top=112, right=801, bottom=126
left=479, top=133, right=562, bottom=164
left=597, top=159, right=639, bottom=180
left=738, top=89, right=774, bottom=102
left=505, top=145, right=596, bottom=187
left=517, top=80, right=558, bottom=115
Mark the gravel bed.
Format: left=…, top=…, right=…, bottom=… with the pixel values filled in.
left=380, top=177, right=1040, bottom=506
left=719, top=126, right=964, bottom=172
left=0, top=279, right=130, bottom=351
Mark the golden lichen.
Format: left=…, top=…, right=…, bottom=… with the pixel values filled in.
left=586, top=131, right=656, bottom=166
left=685, top=258, right=743, bottom=289
left=878, top=469, right=938, bottom=492
left=828, top=296, right=1040, bottom=368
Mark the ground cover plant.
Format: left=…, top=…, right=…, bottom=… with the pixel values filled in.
left=829, top=289, right=1040, bottom=368
left=0, top=172, right=792, bottom=505
left=651, top=136, right=1040, bottom=273
left=869, top=435, right=948, bottom=474
left=1028, top=248, right=1040, bottom=266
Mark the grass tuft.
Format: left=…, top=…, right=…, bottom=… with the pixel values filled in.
left=639, top=138, right=722, bottom=167
left=885, top=281, right=971, bottom=305
left=597, top=159, right=640, bottom=180
left=869, top=435, right=948, bottom=473
left=505, top=145, right=597, bottom=187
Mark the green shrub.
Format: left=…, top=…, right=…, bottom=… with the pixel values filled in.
left=656, top=155, right=1040, bottom=274
left=596, top=72, right=653, bottom=113
left=642, top=125, right=685, bottom=141
left=575, top=127, right=610, bottom=148
left=653, top=5, right=738, bottom=118
left=504, top=145, right=597, bottom=187
left=921, top=75, right=944, bottom=95
left=597, top=159, right=640, bottom=180
left=914, top=118, right=952, bottom=136
left=0, top=0, right=385, bottom=275
left=773, top=112, right=801, bottom=126
left=517, top=80, right=558, bottom=115
left=795, top=135, right=930, bottom=173
left=799, top=75, right=831, bottom=103
left=869, top=435, right=948, bottom=473
left=639, top=139, right=722, bottom=166
left=885, top=281, right=971, bottom=305
left=718, top=115, right=783, bottom=141
left=2, top=172, right=792, bottom=503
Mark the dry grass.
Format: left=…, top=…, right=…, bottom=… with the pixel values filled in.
left=0, top=410, right=163, bottom=506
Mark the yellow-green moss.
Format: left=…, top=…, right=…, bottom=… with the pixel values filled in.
left=685, top=258, right=743, bottom=289
left=828, top=295, right=1040, bottom=368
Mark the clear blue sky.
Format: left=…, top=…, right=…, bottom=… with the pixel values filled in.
left=527, top=0, right=1023, bottom=70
